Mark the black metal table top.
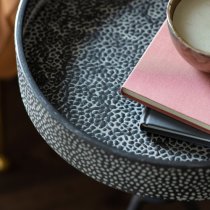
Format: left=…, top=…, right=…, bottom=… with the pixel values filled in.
left=15, top=0, right=210, bottom=201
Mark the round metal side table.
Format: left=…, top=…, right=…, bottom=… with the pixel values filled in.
left=15, top=0, right=210, bottom=204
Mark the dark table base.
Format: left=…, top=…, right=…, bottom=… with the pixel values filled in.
left=127, top=195, right=200, bottom=210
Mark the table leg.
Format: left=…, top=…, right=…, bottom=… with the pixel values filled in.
left=126, top=195, right=200, bottom=210
left=126, top=195, right=145, bottom=210
left=184, top=202, right=200, bottom=210
left=0, top=81, right=9, bottom=171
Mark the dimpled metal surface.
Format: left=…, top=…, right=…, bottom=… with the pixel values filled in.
left=16, top=0, right=210, bottom=200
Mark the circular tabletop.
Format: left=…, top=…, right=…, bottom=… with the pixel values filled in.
left=15, top=0, right=210, bottom=201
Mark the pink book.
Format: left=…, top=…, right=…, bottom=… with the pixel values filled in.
left=121, top=21, right=210, bottom=134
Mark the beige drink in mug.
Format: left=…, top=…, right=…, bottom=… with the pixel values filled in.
left=167, top=0, right=210, bottom=72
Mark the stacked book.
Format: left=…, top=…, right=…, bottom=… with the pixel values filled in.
left=121, top=21, right=210, bottom=146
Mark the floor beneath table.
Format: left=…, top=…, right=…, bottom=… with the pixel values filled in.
left=0, top=78, right=210, bottom=210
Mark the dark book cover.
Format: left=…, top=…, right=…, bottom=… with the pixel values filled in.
left=140, top=108, right=210, bottom=146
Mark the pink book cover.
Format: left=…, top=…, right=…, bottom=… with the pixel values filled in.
left=121, top=21, right=210, bottom=134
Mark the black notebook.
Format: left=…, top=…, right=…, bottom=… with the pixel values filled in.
left=140, top=108, right=210, bottom=146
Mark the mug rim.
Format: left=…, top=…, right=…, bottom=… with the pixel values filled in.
left=166, top=0, right=210, bottom=57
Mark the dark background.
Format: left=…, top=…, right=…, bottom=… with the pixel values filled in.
left=1, top=78, right=210, bottom=210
